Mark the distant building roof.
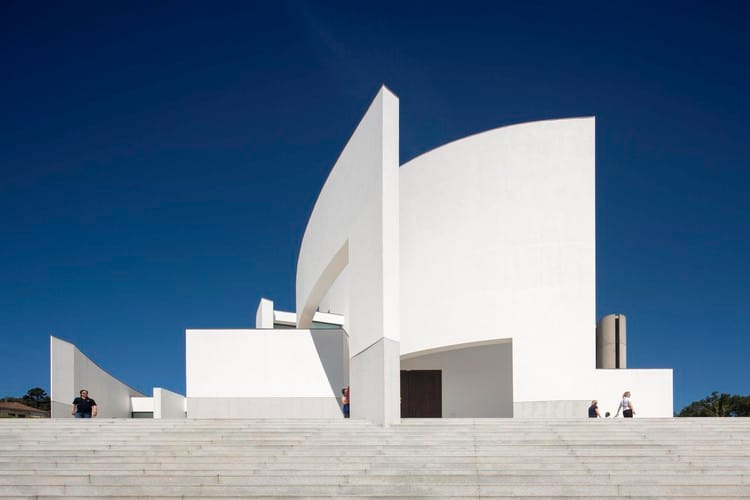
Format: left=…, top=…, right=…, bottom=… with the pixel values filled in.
left=0, top=401, right=49, bottom=417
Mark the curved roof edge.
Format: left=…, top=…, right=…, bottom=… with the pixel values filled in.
left=50, top=335, right=145, bottom=397
left=400, top=116, right=596, bottom=170
left=401, top=337, right=512, bottom=360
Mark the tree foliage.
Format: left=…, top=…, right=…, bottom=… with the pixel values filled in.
left=678, top=392, right=750, bottom=417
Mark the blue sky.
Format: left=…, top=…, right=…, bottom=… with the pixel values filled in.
left=1, top=1, right=747, bottom=412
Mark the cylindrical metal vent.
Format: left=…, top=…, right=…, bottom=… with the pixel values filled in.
left=596, top=314, right=627, bottom=369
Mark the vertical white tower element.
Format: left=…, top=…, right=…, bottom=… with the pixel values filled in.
left=296, top=87, right=400, bottom=425
left=255, top=298, right=274, bottom=328
left=597, top=314, right=627, bottom=368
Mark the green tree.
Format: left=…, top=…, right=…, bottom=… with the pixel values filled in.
left=729, top=394, right=750, bottom=416
left=22, top=387, right=50, bottom=411
left=678, top=392, right=750, bottom=417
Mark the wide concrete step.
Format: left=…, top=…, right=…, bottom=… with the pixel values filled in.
left=3, top=483, right=750, bottom=497
left=1, top=471, right=749, bottom=485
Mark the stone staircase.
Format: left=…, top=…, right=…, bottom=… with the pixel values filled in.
left=0, top=418, right=749, bottom=498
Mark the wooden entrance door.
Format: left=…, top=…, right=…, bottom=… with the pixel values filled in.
left=400, top=370, right=442, bottom=418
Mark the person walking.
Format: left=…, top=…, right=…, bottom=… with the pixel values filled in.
left=71, top=389, right=97, bottom=418
left=614, top=391, right=635, bottom=418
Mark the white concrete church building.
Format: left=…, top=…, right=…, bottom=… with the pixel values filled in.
left=51, top=87, right=673, bottom=423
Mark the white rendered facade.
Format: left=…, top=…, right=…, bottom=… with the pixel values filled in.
left=186, top=327, right=348, bottom=419
left=186, top=87, right=671, bottom=421
left=398, top=117, right=597, bottom=411
left=52, top=87, right=673, bottom=421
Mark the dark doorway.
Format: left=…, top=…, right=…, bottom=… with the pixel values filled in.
left=400, top=370, right=442, bottom=418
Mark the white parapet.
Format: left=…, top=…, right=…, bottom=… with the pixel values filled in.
left=186, top=328, right=348, bottom=418
left=131, top=397, right=153, bottom=413
left=154, top=387, right=186, bottom=419
left=50, top=336, right=144, bottom=418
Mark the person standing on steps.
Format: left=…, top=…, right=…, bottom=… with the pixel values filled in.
left=341, top=386, right=350, bottom=418
left=614, top=390, right=635, bottom=418
left=588, top=400, right=601, bottom=418
left=72, top=389, right=97, bottom=418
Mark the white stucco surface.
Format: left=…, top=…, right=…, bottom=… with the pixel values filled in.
left=590, top=368, right=673, bottom=418
left=154, top=387, right=186, bottom=419
left=186, top=329, right=346, bottom=397
left=394, top=118, right=672, bottom=415
left=295, top=86, right=401, bottom=424
left=255, top=298, right=274, bottom=328
left=130, top=397, right=153, bottom=413
left=186, top=328, right=348, bottom=418
left=52, top=90, right=674, bottom=421
left=401, top=341, right=513, bottom=417
left=296, top=87, right=400, bottom=352
left=399, top=119, right=596, bottom=402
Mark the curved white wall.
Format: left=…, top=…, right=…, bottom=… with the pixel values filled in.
left=296, top=87, right=399, bottom=353
left=295, top=87, right=400, bottom=424
left=399, top=118, right=596, bottom=403
left=50, top=336, right=144, bottom=418
left=289, top=92, right=672, bottom=418
left=397, top=118, right=672, bottom=415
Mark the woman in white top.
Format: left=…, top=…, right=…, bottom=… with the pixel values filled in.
left=615, top=391, right=635, bottom=418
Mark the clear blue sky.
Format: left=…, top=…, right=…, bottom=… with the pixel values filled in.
left=1, top=1, right=747, bottom=412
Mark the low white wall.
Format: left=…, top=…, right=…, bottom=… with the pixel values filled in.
left=401, top=341, right=513, bottom=418
left=590, top=368, right=673, bottom=418
left=131, top=397, right=153, bottom=413
left=154, top=387, right=186, bottom=419
left=50, top=336, right=143, bottom=418
left=186, top=328, right=348, bottom=418
left=512, top=368, right=673, bottom=418
left=514, top=400, right=591, bottom=418
left=187, top=397, right=341, bottom=419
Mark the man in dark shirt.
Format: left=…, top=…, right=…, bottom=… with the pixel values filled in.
left=72, top=389, right=97, bottom=418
